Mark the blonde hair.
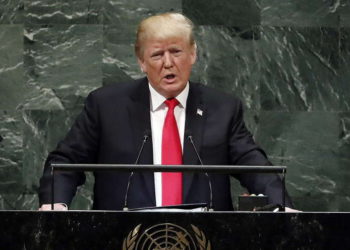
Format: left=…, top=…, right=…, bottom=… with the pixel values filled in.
left=135, top=13, right=196, bottom=59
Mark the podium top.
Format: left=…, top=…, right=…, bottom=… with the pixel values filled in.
left=51, top=164, right=286, bottom=174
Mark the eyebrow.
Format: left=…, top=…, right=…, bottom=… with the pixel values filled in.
left=150, top=50, right=163, bottom=56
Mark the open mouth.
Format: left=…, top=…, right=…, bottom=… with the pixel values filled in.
left=164, top=74, right=176, bottom=80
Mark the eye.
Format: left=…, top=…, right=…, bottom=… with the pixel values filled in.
left=151, top=51, right=163, bottom=60
left=171, top=49, right=182, bottom=55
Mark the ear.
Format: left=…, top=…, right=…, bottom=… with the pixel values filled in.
left=190, top=43, right=197, bottom=65
left=138, top=58, right=147, bottom=73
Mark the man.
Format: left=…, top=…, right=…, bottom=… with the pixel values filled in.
left=39, top=13, right=293, bottom=211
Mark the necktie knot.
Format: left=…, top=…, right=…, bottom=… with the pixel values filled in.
left=165, top=98, right=179, bottom=110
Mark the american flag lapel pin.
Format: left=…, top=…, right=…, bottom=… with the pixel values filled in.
left=197, top=108, right=203, bottom=116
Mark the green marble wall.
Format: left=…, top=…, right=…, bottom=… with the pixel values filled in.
left=0, top=0, right=349, bottom=211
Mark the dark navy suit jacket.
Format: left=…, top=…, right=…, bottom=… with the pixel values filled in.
left=39, top=77, right=292, bottom=210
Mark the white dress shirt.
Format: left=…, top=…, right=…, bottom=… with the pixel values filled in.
left=149, top=82, right=189, bottom=206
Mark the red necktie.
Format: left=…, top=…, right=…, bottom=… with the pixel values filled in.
left=162, top=98, right=183, bottom=206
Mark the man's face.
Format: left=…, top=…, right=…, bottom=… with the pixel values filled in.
left=138, top=36, right=196, bottom=98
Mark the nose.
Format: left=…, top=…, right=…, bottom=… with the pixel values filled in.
left=163, top=52, right=173, bottom=68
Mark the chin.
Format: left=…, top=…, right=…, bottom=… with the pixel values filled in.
left=164, top=87, right=183, bottom=97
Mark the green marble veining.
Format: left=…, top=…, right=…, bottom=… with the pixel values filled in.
left=0, top=112, right=24, bottom=194
left=24, top=24, right=103, bottom=110
left=0, top=194, right=37, bottom=210
left=183, top=0, right=260, bottom=26
left=0, top=0, right=349, bottom=211
left=103, top=24, right=142, bottom=84
left=192, top=26, right=261, bottom=111
left=0, top=25, right=25, bottom=111
left=261, top=0, right=343, bottom=27
left=22, top=110, right=72, bottom=191
left=338, top=112, right=350, bottom=211
left=22, top=110, right=93, bottom=209
left=25, top=0, right=103, bottom=24
left=103, top=0, right=182, bottom=25
left=257, top=111, right=342, bottom=211
left=258, top=26, right=350, bottom=112
left=0, top=0, right=24, bottom=24
left=340, top=2, right=350, bottom=26
left=339, top=28, right=350, bottom=110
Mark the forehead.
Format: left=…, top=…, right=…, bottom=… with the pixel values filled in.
left=143, top=36, right=191, bottom=50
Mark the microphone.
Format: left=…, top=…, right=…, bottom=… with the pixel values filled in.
left=123, top=131, right=150, bottom=211
left=186, top=132, right=214, bottom=211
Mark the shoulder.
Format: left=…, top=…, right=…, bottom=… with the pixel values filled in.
left=190, top=82, right=242, bottom=107
left=87, top=77, right=148, bottom=102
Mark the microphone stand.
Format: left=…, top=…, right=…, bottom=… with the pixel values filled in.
left=188, top=135, right=214, bottom=211
left=123, top=134, right=149, bottom=211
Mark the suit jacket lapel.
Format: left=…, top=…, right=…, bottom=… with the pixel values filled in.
left=183, top=82, right=206, bottom=202
left=128, top=77, right=155, bottom=205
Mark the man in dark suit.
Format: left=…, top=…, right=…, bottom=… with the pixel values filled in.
left=39, top=13, right=293, bottom=211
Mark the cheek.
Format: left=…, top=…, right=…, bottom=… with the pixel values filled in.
left=179, top=61, right=193, bottom=74
left=146, top=64, right=164, bottom=81
left=148, top=61, right=161, bottom=71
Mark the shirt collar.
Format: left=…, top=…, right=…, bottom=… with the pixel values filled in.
left=149, top=82, right=189, bottom=111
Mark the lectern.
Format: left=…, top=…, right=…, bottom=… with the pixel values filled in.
left=1, top=211, right=350, bottom=249
left=3, top=164, right=343, bottom=249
